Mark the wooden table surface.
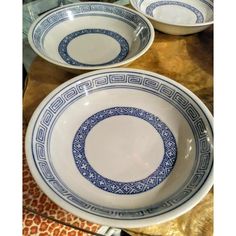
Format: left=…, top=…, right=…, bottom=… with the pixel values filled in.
left=23, top=27, right=213, bottom=236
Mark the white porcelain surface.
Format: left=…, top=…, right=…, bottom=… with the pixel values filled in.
left=130, top=0, right=213, bottom=35
left=25, top=68, right=213, bottom=227
left=28, top=2, right=154, bottom=72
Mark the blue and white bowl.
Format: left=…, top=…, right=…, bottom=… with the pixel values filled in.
left=130, top=0, right=213, bottom=35
left=25, top=68, right=213, bottom=227
left=28, top=2, right=154, bottom=73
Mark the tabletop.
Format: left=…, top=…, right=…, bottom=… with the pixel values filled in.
left=23, top=22, right=213, bottom=236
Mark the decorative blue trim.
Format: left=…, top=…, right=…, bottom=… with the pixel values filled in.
left=72, top=107, right=177, bottom=194
left=145, top=1, right=204, bottom=23
left=30, top=71, right=213, bottom=219
left=58, top=29, right=129, bottom=66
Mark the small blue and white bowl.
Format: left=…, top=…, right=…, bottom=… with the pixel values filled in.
left=25, top=68, right=213, bottom=227
left=130, top=0, right=213, bottom=35
left=28, top=2, right=154, bottom=73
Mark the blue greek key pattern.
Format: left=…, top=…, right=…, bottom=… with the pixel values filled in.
left=38, top=161, right=54, bottom=180
left=200, top=138, right=210, bottom=153
left=186, top=104, right=200, bottom=121
left=127, top=74, right=143, bottom=85
left=195, top=118, right=207, bottom=138
left=145, top=1, right=204, bottom=23
left=143, top=77, right=159, bottom=89
left=159, top=84, right=175, bottom=98
left=199, top=153, right=210, bottom=170
left=35, top=143, right=46, bottom=161
left=76, top=81, right=94, bottom=93
left=62, top=87, right=78, bottom=101
left=58, top=29, right=129, bottom=66
left=189, top=172, right=205, bottom=186
left=72, top=107, right=177, bottom=194
left=31, top=71, right=213, bottom=219
left=36, top=125, right=47, bottom=143
left=41, top=110, right=54, bottom=126
left=93, top=76, right=109, bottom=87
left=49, top=180, right=68, bottom=195
left=173, top=92, right=189, bottom=108
left=171, top=189, right=192, bottom=203
left=67, top=195, right=91, bottom=209
left=109, top=74, right=127, bottom=83
left=49, top=97, right=65, bottom=113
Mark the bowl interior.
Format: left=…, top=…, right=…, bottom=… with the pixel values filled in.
left=26, top=69, right=213, bottom=226
left=31, top=3, right=152, bottom=67
left=133, top=0, right=213, bottom=25
left=47, top=87, right=197, bottom=208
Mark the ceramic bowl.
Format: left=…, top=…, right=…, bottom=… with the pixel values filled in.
left=28, top=2, right=154, bottom=73
left=25, top=68, right=213, bottom=228
left=130, top=0, right=213, bottom=35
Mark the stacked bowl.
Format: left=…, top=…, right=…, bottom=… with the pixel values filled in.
left=28, top=2, right=155, bottom=73
left=130, top=0, right=213, bottom=35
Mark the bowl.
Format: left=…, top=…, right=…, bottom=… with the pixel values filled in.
left=130, top=0, right=213, bottom=35
left=28, top=2, right=154, bottom=73
left=25, top=68, right=213, bottom=227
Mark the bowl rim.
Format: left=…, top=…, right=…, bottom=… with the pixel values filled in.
left=130, top=0, right=214, bottom=28
left=25, top=68, right=213, bottom=228
left=28, top=2, right=155, bottom=71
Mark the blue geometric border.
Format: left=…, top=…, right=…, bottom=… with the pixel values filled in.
left=72, top=107, right=177, bottom=194
left=30, top=71, right=213, bottom=220
left=58, top=29, right=129, bottom=66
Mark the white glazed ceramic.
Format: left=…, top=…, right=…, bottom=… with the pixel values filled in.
left=28, top=2, right=154, bottom=73
left=130, top=0, right=213, bottom=35
left=25, top=68, right=213, bottom=228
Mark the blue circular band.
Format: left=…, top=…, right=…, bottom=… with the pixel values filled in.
left=72, top=107, right=177, bottom=194
left=145, top=1, right=204, bottom=23
left=58, top=29, right=129, bottom=66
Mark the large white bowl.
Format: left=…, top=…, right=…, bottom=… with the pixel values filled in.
left=25, top=68, right=213, bottom=228
left=28, top=2, right=154, bottom=73
left=130, top=0, right=213, bottom=35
